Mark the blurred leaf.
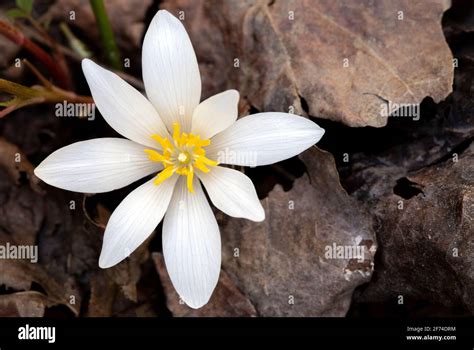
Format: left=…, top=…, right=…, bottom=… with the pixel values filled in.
left=0, top=100, right=14, bottom=107
left=15, top=0, right=33, bottom=14
left=89, top=0, right=121, bottom=69
left=42, top=18, right=51, bottom=30
left=59, top=22, right=92, bottom=58
left=6, top=8, right=28, bottom=19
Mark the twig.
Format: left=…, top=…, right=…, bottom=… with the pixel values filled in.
left=20, top=23, right=84, bottom=61
left=0, top=20, right=70, bottom=89
left=23, top=59, right=52, bottom=89
left=21, top=25, right=144, bottom=90
left=0, top=79, right=93, bottom=118
left=24, top=15, right=72, bottom=88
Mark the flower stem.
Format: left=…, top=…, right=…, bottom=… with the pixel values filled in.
left=17, top=25, right=144, bottom=90
left=0, top=78, right=93, bottom=118
left=89, top=0, right=121, bottom=70
left=24, top=15, right=72, bottom=88
left=0, top=20, right=71, bottom=89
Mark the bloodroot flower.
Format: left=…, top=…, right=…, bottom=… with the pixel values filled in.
left=34, top=10, right=325, bottom=308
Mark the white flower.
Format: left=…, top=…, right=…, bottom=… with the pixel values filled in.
left=34, top=10, right=325, bottom=309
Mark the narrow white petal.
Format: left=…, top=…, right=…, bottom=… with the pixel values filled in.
left=82, top=59, right=168, bottom=148
left=207, top=112, right=325, bottom=166
left=142, top=10, right=201, bottom=132
left=99, top=175, right=178, bottom=268
left=198, top=166, right=264, bottom=222
left=34, top=138, right=161, bottom=193
left=191, top=90, right=239, bottom=139
left=162, top=178, right=221, bottom=309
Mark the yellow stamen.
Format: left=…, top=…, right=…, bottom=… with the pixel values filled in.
left=172, top=123, right=180, bottom=141
left=154, top=166, right=175, bottom=185
left=144, top=149, right=168, bottom=163
left=194, top=161, right=210, bottom=173
left=199, top=156, right=219, bottom=167
left=187, top=167, right=194, bottom=193
left=145, top=122, right=218, bottom=193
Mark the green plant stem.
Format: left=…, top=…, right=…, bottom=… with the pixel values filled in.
left=89, top=0, right=121, bottom=70
left=0, top=79, right=93, bottom=118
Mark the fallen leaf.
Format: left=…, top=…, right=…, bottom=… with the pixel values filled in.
left=153, top=252, right=257, bottom=317
left=218, top=148, right=376, bottom=316
left=162, top=0, right=453, bottom=127
left=0, top=233, right=81, bottom=316
left=0, top=291, right=54, bottom=317
left=355, top=143, right=474, bottom=313
left=344, top=58, right=474, bottom=203
left=83, top=199, right=154, bottom=315
left=0, top=137, right=42, bottom=193
left=87, top=272, right=116, bottom=317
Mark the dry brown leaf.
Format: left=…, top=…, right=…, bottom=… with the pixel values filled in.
left=356, top=143, right=474, bottom=312
left=0, top=182, right=44, bottom=246
left=0, top=291, right=54, bottom=317
left=0, top=234, right=81, bottom=316
left=87, top=246, right=157, bottom=316
left=87, top=272, right=116, bottom=317
left=83, top=201, right=152, bottom=315
left=0, top=137, right=42, bottom=193
left=217, top=148, right=376, bottom=316
left=153, top=253, right=257, bottom=317
left=162, top=0, right=453, bottom=127
left=0, top=148, right=81, bottom=316
left=102, top=236, right=150, bottom=303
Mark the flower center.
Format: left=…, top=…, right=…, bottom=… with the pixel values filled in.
left=144, top=122, right=218, bottom=193
left=178, top=152, right=189, bottom=163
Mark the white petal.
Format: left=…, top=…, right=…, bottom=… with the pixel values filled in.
left=162, top=178, right=221, bottom=309
left=191, top=90, right=239, bottom=139
left=207, top=112, right=325, bottom=166
left=34, top=138, right=161, bottom=193
left=82, top=59, right=168, bottom=148
left=142, top=10, right=201, bottom=132
left=99, top=175, right=178, bottom=268
left=198, top=166, right=264, bottom=222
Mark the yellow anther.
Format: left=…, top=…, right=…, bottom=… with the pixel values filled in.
left=154, top=166, right=175, bottom=185
left=144, top=149, right=168, bottom=163
left=151, top=134, right=173, bottom=151
left=200, top=156, right=218, bottom=167
left=145, top=122, right=218, bottom=193
left=186, top=167, right=194, bottom=193
left=194, top=161, right=210, bottom=173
